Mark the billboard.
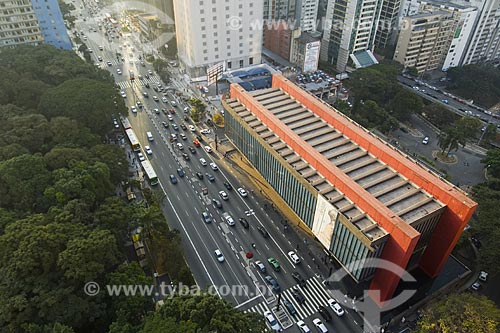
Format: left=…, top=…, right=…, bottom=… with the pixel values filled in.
left=207, top=62, right=224, bottom=86
left=303, top=41, right=320, bottom=73
left=311, top=194, right=339, bottom=250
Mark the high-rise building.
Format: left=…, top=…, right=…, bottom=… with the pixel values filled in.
left=173, top=0, right=263, bottom=78
left=320, top=0, right=382, bottom=72
left=0, top=0, right=71, bottom=49
left=375, top=0, right=403, bottom=48
left=393, top=11, right=457, bottom=72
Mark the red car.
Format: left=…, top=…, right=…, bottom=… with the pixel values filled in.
left=193, top=139, right=200, bottom=147
left=169, top=108, right=175, bottom=114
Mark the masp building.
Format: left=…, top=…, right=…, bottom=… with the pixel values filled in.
left=222, top=74, right=477, bottom=304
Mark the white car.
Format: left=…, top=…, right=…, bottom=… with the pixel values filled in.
left=312, top=318, right=328, bottom=333
left=137, top=152, right=145, bottom=161
left=200, top=128, right=211, bottom=134
left=171, top=100, right=177, bottom=106
left=147, top=69, right=153, bottom=75
left=471, top=281, right=481, bottom=290
left=184, top=106, right=191, bottom=113
left=176, top=143, right=184, bottom=150
left=162, top=96, right=168, bottom=103
left=264, top=311, right=281, bottom=332
left=131, top=106, right=137, bottom=113
left=120, top=90, right=126, bottom=98
left=145, top=146, right=152, bottom=155
left=219, top=190, right=229, bottom=201
left=288, top=251, right=301, bottom=264
left=214, top=249, right=225, bottom=262
left=200, top=158, right=208, bottom=166
left=422, top=136, right=429, bottom=145
left=237, top=187, right=248, bottom=197
left=204, top=145, right=212, bottom=153
left=479, top=271, right=488, bottom=282
left=113, top=119, right=119, bottom=128
left=153, top=95, right=159, bottom=101
left=210, top=162, right=218, bottom=171
left=189, top=125, right=196, bottom=132
left=116, top=68, right=122, bottom=75
left=328, top=299, right=345, bottom=316
left=297, top=320, right=311, bottom=332
left=167, top=114, right=174, bottom=121
left=154, top=108, right=160, bottom=114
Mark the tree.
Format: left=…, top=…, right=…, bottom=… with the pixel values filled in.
left=416, top=293, right=500, bottom=333
left=422, top=104, right=459, bottom=130
left=189, top=98, right=206, bottom=123
left=482, top=149, right=500, bottom=178
left=456, top=116, right=482, bottom=140
left=141, top=294, right=265, bottom=333
left=438, top=127, right=466, bottom=156
left=213, top=113, right=224, bottom=126
left=389, top=89, right=423, bottom=121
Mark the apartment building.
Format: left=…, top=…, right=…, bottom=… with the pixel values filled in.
left=173, top=0, right=263, bottom=78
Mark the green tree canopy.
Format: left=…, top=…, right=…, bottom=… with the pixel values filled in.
left=482, top=149, right=500, bottom=178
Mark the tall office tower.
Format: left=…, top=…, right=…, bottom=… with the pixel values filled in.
left=320, top=0, right=382, bottom=72
left=263, top=0, right=318, bottom=32
left=0, top=0, right=71, bottom=49
left=375, top=0, right=403, bottom=48
left=461, top=0, right=500, bottom=64
left=173, top=0, right=263, bottom=78
left=393, top=11, right=457, bottom=72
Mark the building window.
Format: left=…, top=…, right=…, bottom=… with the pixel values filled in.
left=201, top=26, right=205, bottom=31
left=213, top=16, right=216, bottom=21
left=249, top=2, right=253, bottom=7
left=240, top=59, right=244, bottom=67
left=203, top=41, right=207, bottom=46
left=212, top=7, right=216, bottom=12
left=249, top=57, right=253, bottom=65
left=215, top=54, right=219, bottom=59
left=227, top=61, right=232, bottom=69
left=204, top=57, right=208, bottom=61
left=225, top=6, right=229, bottom=10
left=213, top=24, right=217, bottom=29
left=213, top=32, right=218, bottom=37
left=202, top=34, right=206, bottom=38
left=200, top=0, right=203, bottom=5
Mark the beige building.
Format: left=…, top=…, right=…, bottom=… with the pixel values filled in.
left=393, top=11, right=456, bottom=73
left=0, top=0, right=43, bottom=47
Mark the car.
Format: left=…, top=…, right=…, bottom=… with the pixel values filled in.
left=136, top=101, right=143, bottom=109
left=442, top=99, right=449, bottom=104
left=264, top=276, right=281, bottom=293
left=200, top=128, right=211, bottom=134
left=237, top=187, right=248, bottom=197
left=188, top=146, right=196, bottom=154
left=98, top=45, right=103, bottom=50
left=107, top=61, right=112, bottom=66
left=264, top=310, right=281, bottom=331
left=422, top=136, right=429, bottom=145
left=182, top=153, right=190, bottom=160
left=169, top=133, right=177, bottom=142
left=176, top=143, right=184, bottom=150
left=291, top=288, right=305, bottom=304
left=154, top=108, right=160, bottom=114
left=137, top=152, right=145, bottom=161
left=172, top=123, right=179, bottom=130
left=214, top=249, right=225, bottom=262
left=180, top=123, right=187, bottom=130
left=327, top=299, right=345, bottom=316
left=206, top=173, right=215, bottom=182
left=267, top=257, right=280, bottom=272
left=193, top=139, right=201, bottom=147
left=212, top=198, right=222, bottom=209
left=209, top=162, right=218, bottom=171
left=147, top=69, right=153, bottom=75
left=318, top=305, right=332, bottom=321
left=116, top=68, right=122, bottom=75
left=162, top=96, right=168, bottom=103
left=131, top=106, right=137, bottom=113
left=167, top=114, right=174, bottom=121
left=292, top=271, right=307, bottom=287
left=278, top=298, right=296, bottom=315
left=120, top=90, right=127, bottom=98
left=255, top=260, right=266, bottom=273
left=171, top=100, right=177, bottom=106
left=204, top=145, right=212, bottom=153
left=162, top=108, right=168, bottom=115
left=153, top=95, right=159, bottom=101
left=471, top=281, right=481, bottom=290
left=177, top=168, right=185, bottom=177
left=200, top=158, right=207, bottom=166
left=312, top=318, right=328, bottom=333
left=169, top=174, right=178, bottom=184
left=288, top=251, right=301, bottom=264
left=297, top=320, right=311, bottom=332
left=144, top=82, right=150, bottom=88
left=169, top=108, right=175, bottom=114
left=144, top=146, right=152, bottom=155
left=180, top=133, right=187, bottom=140
left=97, top=56, right=103, bottom=62
left=142, top=91, right=149, bottom=98
left=239, top=217, right=249, bottom=229
left=258, top=226, right=269, bottom=238
left=224, top=181, right=232, bottom=190
left=222, top=212, right=235, bottom=226
left=201, top=212, right=212, bottom=223
left=196, top=172, right=204, bottom=180
left=189, top=125, right=196, bottom=132
left=479, top=271, right=488, bottom=282
left=219, top=190, right=229, bottom=201
left=184, top=106, right=191, bottom=113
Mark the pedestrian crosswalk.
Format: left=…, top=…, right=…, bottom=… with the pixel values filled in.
left=244, top=276, right=334, bottom=323
left=116, top=77, right=161, bottom=90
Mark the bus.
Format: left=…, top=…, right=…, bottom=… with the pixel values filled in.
left=141, top=160, right=158, bottom=185
left=125, top=128, right=141, bottom=151
left=121, top=117, right=132, bottom=130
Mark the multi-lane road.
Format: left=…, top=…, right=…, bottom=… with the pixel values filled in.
left=70, top=2, right=367, bottom=332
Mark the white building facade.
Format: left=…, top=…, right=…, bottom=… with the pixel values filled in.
left=173, top=0, right=263, bottom=78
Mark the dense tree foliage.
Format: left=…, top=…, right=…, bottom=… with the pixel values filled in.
left=416, top=293, right=500, bottom=333
left=447, top=65, right=500, bottom=108
left=422, top=103, right=460, bottom=129
left=141, top=294, right=264, bottom=333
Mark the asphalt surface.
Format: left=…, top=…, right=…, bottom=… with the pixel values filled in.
left=71, top=2, right=366, bottom=332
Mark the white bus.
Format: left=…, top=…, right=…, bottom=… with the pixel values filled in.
left=121, top=117, right=132, bottom=130
left=141, top=160, right=158, bottom=185
left=125, top=128, right=141, bottom=151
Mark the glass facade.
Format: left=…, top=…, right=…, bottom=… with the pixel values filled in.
left=226, top=110, right=317, bottom=227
